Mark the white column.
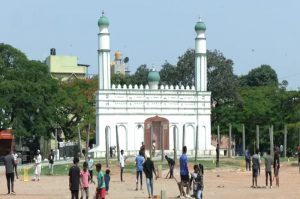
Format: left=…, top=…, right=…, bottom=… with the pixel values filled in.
left=195, top=32, right=207, bottom=91
left=98, top=27, right=111, bottom=90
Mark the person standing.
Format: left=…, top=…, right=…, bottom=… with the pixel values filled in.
left=119, top=149, right=126, bottom=182
left=135, top=150, right=145, bottom=191
left=264, top=150, right=273, bottom=188
left=252, top=150, right=260, bottom=188
left=4, top=151, right=16, bottom=194
left=273, top=147, right=280, bottom=187
left=13, top=151, right=19, bottom=179
left=80, top=161, right=90, bottom=199
left=245, top=149, right=251, bottom=171
left=189, top=164, right=204, bottom=199
left=87, top=155, right=94, bottom=184
left=95, top=163, right=106, bottom=199
left=69, top=157, right=80, bottom=199
left=216, top=144, right=220, bottom=167
left=34, top=150, right=42, bottom=181
left=143, top=152, right=158, bottom=199
left=104, top=169, right=110, bottom=194
left=179, top=146, right=190, bottom=198
left=165, top=155, right=175, bottom=179
left=140, top=142, right=145, bottom=158
left=48, top=149, right=55, bottom=175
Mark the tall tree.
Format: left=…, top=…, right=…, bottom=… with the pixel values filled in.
left=0, top=44, right=59, bottom=138
left=243, top=64, right=278, bottom=87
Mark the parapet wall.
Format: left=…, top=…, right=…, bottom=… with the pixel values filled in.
left=111, top=84, right=196, bottom=90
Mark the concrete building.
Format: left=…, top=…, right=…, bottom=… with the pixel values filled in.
left=45, top=49, right=89, bottom=81
left=92, top=13, right=213, bottom=157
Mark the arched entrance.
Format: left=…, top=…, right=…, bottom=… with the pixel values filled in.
left=144, top=115, right=169, bottom=150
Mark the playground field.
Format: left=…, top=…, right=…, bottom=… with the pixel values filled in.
left=0, top=160, right=299, bottom=199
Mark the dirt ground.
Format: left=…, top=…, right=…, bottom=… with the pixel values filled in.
left=0, top=161, right=299, bottom=199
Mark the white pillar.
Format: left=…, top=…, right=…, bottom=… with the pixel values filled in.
left=195, top=19, right=207, bottom=91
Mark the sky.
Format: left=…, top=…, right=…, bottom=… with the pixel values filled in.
left=1, top=0, right=300, bottom=90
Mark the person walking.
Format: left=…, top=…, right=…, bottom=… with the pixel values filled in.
left=252, top=150, right=260, bottom=188
left=264, top=150, right=273, bottom=188
left=4, top=151, right=16, bottom=194
left=135, top=150, right=145, bottom=191
left=245, top=149, right=251, bottom=171
left=273, top=147, right=280, bottom=187
left=48, top=149, right=55, bottom=175
left=143, top=152, right=158, bottom=198
left=179, top=146, right=190, bottom=198
left=34, top=150, right=42, bottom=181
left=69, top=157, right=80, bottom=199
left=165, top=155, right=175, bottom=179
left=119, top=149, right=126, bottom=182
left=87, top=155, right=94, bottom=184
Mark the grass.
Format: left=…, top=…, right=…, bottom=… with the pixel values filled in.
left=19, top=156, right=299, bottom=177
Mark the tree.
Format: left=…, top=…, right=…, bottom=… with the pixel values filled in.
left=55, top=78, right=97, bottom=140
left=0, top=43, right=59, bottom=139
left=131, top=64, right=150, bottom=86
left=242, top=64, right=278, bottom=87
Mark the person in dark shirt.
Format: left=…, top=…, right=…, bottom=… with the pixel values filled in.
left=165, top=155, right=175, bottom=179
left=104, top=169, right=110, bottom=194
left=245, top=149, right=251, bottom=171
left=69, top=157, right=80, bottom=199
left=4, top=151, right=15, bottom=195
left=252, top=150, right=260, bottom=188
left=143, top=153, right=157, bottom=198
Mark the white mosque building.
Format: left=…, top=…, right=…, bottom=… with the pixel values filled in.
left=92, top=13, right=213, bottom=157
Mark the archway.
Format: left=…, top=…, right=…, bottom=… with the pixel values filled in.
left=144, top=115, right=169, bottom=150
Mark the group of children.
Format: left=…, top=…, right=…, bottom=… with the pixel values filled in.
left=69, top=157, right=111, bottom=199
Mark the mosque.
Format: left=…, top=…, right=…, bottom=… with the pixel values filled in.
left=91, top=13, right=213, bottom=157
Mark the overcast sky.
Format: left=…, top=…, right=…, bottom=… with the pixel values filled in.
left=1, top=0, right=300, bottom=89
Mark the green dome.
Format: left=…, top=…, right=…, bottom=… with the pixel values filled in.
left=195, top=20, right=206, bottom=31
left=148, top=70, right=160, bottom=82
left=98, top=15, right=109, bottom=27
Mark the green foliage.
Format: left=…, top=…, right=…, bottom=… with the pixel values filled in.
left=0, top=44, right=59, bottom=139
left=240, top=64, right=278, bottom=87
left=55, top=78, right=97, bottom=140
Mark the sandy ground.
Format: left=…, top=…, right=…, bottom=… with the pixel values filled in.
left=0, top=161, right=300, bottom=199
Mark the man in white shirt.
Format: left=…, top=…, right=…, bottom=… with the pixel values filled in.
left=120, top=149, right=126, bottom=182
left=34, top=150, right=42, bottom=181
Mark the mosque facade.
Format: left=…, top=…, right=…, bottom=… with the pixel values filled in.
left=92, top=13, right=213, bottom=157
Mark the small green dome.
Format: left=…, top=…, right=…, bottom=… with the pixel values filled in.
left=148, top=70, right=160, bottom=82
left=98, top=15, right=109, bottom=27
left=195, top=20, right=206, bottom=31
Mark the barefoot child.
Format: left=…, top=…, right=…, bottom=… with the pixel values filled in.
left=95, top=163, right=106, bottom=199
left=80, top=162, right=90, bottom=199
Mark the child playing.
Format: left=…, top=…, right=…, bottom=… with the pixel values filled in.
left=104, top=169, right=110, bottom=194
left=80, top=162, right=90, bottom=199
left=189, top=164, right=204, bottom=199
left=95, top=163, right=106, bottom=199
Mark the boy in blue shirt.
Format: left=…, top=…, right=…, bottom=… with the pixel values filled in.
left=135, top=150, right=145, bottom=191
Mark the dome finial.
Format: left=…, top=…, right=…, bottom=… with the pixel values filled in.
left=102, top=10, right=105, bottom=16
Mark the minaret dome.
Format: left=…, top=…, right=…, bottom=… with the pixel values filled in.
left=98, top=12, right=110, bottom=27
left=195, top=19, right=206, bottom=32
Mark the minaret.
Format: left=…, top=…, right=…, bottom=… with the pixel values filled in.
left=96, top=12, right=111, bottom=149
left=98, top=12, right=111, bottom=89
left=194, top=19, right=207, bottom=91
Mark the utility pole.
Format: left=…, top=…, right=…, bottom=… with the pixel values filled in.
left=242, top=124, right=245, bottom=156
left=228, top=124, right=232, bottom=158
left=78, top=126, right=82, bottom=158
